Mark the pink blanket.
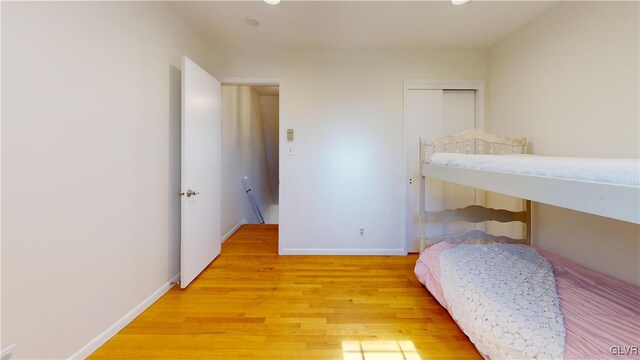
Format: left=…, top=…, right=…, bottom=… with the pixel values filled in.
left=415, top=242, right=640, bottom=359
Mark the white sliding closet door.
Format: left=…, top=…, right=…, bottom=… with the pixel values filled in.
left=441, top=90, right=478, bottom=236
left=406, top=89, right=477, bottom=252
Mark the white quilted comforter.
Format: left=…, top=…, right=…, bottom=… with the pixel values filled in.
left=440, top=244, right=566, bottom=359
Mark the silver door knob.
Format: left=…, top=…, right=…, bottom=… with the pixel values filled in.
left=186, top=189, right=200, bottom=197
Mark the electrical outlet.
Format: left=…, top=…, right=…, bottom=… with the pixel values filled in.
left=359, top=227, right=365, bottom=237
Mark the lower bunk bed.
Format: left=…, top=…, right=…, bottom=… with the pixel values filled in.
left=415, top=241, right=640, bottom=359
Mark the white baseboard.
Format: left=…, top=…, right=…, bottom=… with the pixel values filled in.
left=263, top=205, right=279, bottom=224
left=68, top=273, right=180, bottom=360
left=221, top=218, right=247, bottom=243
left=1, top=344, right=16, bottom=360
left=279, top=248, right=406, bottom=255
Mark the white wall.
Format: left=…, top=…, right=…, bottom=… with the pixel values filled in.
left=487, top=2, right=640, bottom=285
left=260, top=95, right=280, bottom=206
left=1, top=2, right=213, bottom=358
left=221, top=86, right=274, bottom=234
left=210, top=48, right=487, bottom=254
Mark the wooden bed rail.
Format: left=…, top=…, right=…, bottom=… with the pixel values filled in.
left=424, top=230, right=526, bottom=248
left=420, top=206, right=531, bottom=251
left=426, top=205, right=527, bottom=224
left=423, top=128, right=528, bottom=159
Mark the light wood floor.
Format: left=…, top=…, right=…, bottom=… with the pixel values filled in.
left=90, top=225, right=480, bottom=359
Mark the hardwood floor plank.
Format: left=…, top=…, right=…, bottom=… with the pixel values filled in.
left=89, top=224, right=480, bottom=359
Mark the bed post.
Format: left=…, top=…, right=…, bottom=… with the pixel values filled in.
left=524, top=200, right=532, bottom=245
left=522, top=137, right=532, bottom=246
left=419, top=137, right=426, bottom=252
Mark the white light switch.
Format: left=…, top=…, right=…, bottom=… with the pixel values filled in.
left=287, top=143, right=295, bottom=156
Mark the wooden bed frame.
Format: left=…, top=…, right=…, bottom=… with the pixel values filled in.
left=418, top=129, right=531, bottom=251
left=419, top=128, right=640, bottom=250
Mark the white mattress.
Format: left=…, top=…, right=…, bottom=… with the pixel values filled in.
left=429, top=153, right=640, bottom=187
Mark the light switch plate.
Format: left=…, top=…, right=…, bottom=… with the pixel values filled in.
left=287, top=143, right=295, bottom=156
left=287, top=129, right=294, bottom=142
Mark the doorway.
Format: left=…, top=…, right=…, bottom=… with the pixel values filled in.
left=404, top=80, right=485, bottom=253
left=220, top=81, right=281, bottom=245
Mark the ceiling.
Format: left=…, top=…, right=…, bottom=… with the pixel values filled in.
left=171, top=1, right=556, bottom=49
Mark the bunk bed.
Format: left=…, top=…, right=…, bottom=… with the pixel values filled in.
left=419, top=129, right=639, bottom=248
left=414, top=129, right=640, bottom=359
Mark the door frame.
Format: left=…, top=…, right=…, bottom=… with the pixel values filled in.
left=219, top=77, right=285, bottom=254
left=402, top=79, right=485, bottom=253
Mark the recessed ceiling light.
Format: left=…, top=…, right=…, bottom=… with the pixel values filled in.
left=245, top=17, right=259, bottom=26
left=451, top=0, right=470, bottom=5
left=264, top=0, right=281, bottom=5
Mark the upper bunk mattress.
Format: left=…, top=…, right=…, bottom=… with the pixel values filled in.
left=429, top=153, right=640, bottom=187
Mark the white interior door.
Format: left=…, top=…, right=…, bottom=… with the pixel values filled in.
left=406, top=89, right=477, bottom=252
left=180, top=56, right=221, bottom=288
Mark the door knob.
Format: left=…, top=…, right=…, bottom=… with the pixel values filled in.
left=186, top=189, right=200, bottom=197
